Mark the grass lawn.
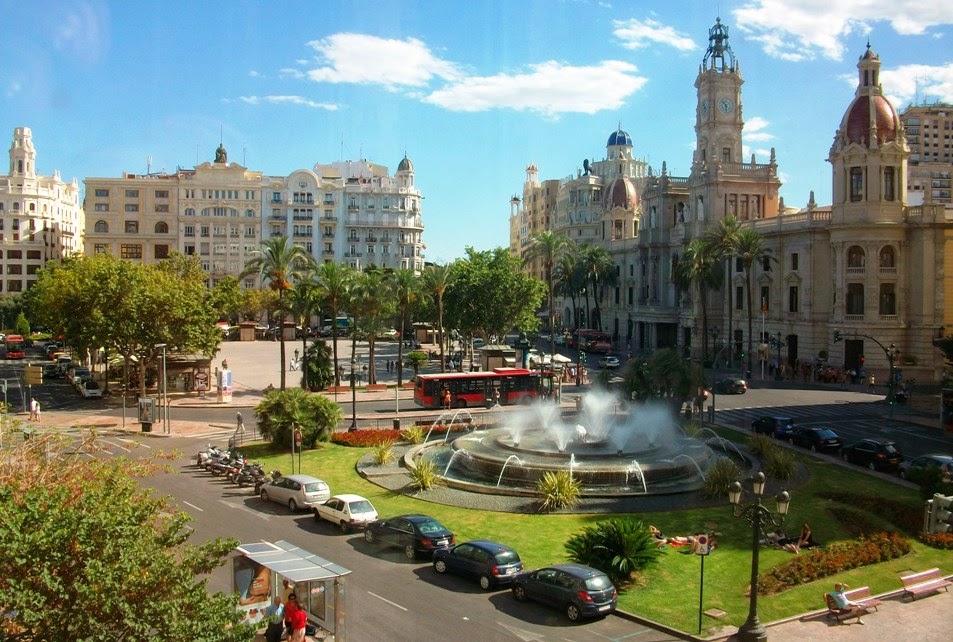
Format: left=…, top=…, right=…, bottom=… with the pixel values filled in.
left=238, top=440, right=948, bottom=636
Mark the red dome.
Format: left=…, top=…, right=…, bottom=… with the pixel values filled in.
left=844, top=95, right=897, bottom=147
left=603, top=176, right=639, bottom=209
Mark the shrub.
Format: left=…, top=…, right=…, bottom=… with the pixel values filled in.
left=762, top=447, right=796, bottom=482
left=406, top=458, right=443, bottom=492
left=536, top=470, right=581, bottom=512
left=565, top=518, right=660, bottom=585
left=757, top=532, right=911, bottom=595
left=371, top=440, right=395, bottom=466
left=399, top=425, right=425, bottom=444
left=917, top=530, right=953, bottom=550
left=747, top=434, right=777, bottom=458
left=702, top=457, right=743, bottom=499
left=331, top=428, right=400, bottom=447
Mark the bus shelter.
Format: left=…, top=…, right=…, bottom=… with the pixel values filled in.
left=233, top=540, right=351, bottom=640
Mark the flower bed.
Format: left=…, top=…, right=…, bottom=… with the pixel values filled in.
left=332, top=429, right=400, bottom=447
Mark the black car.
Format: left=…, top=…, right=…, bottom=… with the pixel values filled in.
left=840, top=438, right=903, bottom=471
left=751, top=416, right=795, bottom=439
left=432, top=540, right=523, bottom=590
left=713, top=377, right=748, bottom=394
left=363, top=514, right=455, bottom=560
left=512, top=563, right=617, bottom=622
left=789, top=426, right=844, bottom=453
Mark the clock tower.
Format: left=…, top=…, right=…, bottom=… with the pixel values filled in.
left=694, top=17, right=743, bottom=167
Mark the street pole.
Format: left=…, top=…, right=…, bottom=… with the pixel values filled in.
left=349, top=357, right=358, bottom=431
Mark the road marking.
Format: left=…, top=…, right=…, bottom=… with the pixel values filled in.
left=116, top=437, right=151, bottom=449
left=367, top=591, right=408, bottom=611
left=496, top=622, right=548, bottom=641
left=218, top=499, right=271, bottom=521
left=182, top=501, right=204, bottom=512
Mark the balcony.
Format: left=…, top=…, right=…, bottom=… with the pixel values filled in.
left=323, top=248, right=335, bottom=255
left=844, top=314, right=865, bottom=322
left=323, top=199, right=335, bottom=205
left=845, top=267, right=865, bottom=276
left=269, top=214, right=287, bottom=222
left=879, top=266, right=897, bottom=276
left=292, top=214, right=314, bottom=221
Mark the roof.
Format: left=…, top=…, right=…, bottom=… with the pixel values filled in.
left=330, top=493, right=371, bottom=503
left=235, top=540, right=351, bottom=583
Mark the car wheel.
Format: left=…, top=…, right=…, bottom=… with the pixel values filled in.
left=404, top=544, right=417, bottom=560
left=513, top=585, right=528, bottom=602
left=288, top=498, right=298, bottom=512
left=259, top=490, right=269, bottom=502
left=566, top=603, right=581, bottom=622
left=868, top=462, right=876, bottom=471
left=479, top=575, right=492, bottom=591
left=434, top=559, right=448, bottom=574
left=364, top=529, right=375, bottom=544
left=339, top=521, right=350, bottom=534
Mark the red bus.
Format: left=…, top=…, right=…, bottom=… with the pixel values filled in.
left=413, top=368, right=554, bottom=409
left=571, top=329, right=612, bottom=352
left=4, top=334, right=25, bottom=359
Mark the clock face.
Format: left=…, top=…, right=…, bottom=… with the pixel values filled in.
left=719, top=98, right=734, bottom=113
left=701, top=99, right=709, bottom=115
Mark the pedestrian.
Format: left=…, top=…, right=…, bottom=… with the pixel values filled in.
left=263, top=595, right=284, bottom=642
left=236, top=411, right=245, bottom=433
left=284, top=593, right=307, bottom=642
left=280, top=578, right=295, bottom=604
left=29, top=397, right=38, bottom=421
left=867, top=374, right=876, bottom=393
left=34, top=400, right=41, bottom=423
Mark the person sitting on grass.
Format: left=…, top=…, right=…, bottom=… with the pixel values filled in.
left=828, top=582, right=866, bottom=625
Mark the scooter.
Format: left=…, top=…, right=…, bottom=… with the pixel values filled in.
left=254, top=469, right=282, bottom=494
left=209, top=453, right=244, bottom=477
left=236, top=463, right=265, bottom=488
left=195, top=444, right=223, bottom=468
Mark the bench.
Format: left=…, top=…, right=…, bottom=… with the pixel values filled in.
left=899, top=568, right=952, bottom=601
left=823, top=587, right=881, bottom=623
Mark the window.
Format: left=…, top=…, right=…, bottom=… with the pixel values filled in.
left=879, top=246, right=895, bottom=268
left=846, top=283, right=865, bottom=315
left=94, top=220, right=109, bottom=233
left=154, top=190, right=169, bottom=199
left=94, top=244, right=109, bottom=254
left=27, top=250, right=40, bottom=260
left=125, top=221, right=139, bottom=234
left=760, top=286, right=769, bottom=311
left=125, top=189, right=139, bottom=198
left=6, top=250, right=20, bottom=259
left=93, top=203, right=109, bottom=212
left=184, top=225, right=195, bottom=237
left=788, top=286, right=799, bottom=313
left=847, top=246, right=865, bottom=268
left=154, top=245, right=170, bottom=259
left=850, top=167, right=863, bottom=201
left=760, top=255, right=771, bottom=271
left=155, top=222, right=169, bottom=233
left=185, top=207, right=195, bottom=216
left=884, top=167, right=895, bottom=201
left=735, top=286, right=744, bottom=310
left=7, top=265, right=22, bottom=275
left=124, top=203, right=139, bottom=212
left=154, top=204, right=169, bottom=212
left=879, top=283, right=896, bottom=315
left=245, top=209, right=255, bottom=218
left=735, top=257, right=743, bottom=273
left=790, top=252, right=799, bottom=271
left=94, top=188, right=109, bottom=197
left=200, top=225, right=209, bottom=237
left=722, top=147, right=731, bottom=162
left=120, top=244, right=143, bottom=259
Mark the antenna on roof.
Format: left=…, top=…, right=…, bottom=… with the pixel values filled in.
left=147, top=155, right=152, bottom=175
left=243, top=144, right=247, bottom=166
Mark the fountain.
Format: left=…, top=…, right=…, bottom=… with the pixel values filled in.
left=418, top=391, right=744, bottom=497
left=424, top=410, right=475, bottom=443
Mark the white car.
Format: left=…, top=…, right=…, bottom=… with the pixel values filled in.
left=80, top=380, right=103, bottom=398
left=598, top=356, right=621, bottom=369
left=313, top=494, right=378, bottom=532
left=259, top=474, right=330, bottom=512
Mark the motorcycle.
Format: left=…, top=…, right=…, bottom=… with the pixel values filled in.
left=208, top=453, right=245, bottom=477
left=195, top=444, right=223, bottom=468
left=236, top=463, right=265, bottom=488
left=201, top=448, right=232, bottom=472
left=254, top=469, right=282, bottom=494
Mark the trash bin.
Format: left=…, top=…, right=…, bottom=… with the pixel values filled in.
left=392, top=418, right=400, bottom=431
left=141, top=422, right=153, bottom=433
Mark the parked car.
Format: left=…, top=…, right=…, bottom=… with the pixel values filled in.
left=363, top=514, right=455, bottom=560
left=472, top=338, right=485, bottom=349
left=898, top=454, right=953, bottom=481
left=80, top=380, right=103, bottom=398
left=432, top=540, right=523, bottom=590
left=42, top=364, right=62, bottom=380
left=259, top=474, right=330, bottom=511
left=713, top=377, right=748, bottom=394
left=512, top=563, right=618, bottom=622
left=69, top=367, right=91, bottom=386
left=598, top=356, right=620, bottom=369
left=312, top=494, right=378, bottom=532
left=789, top=426, right=844, bottom=453
left=751, top=416, right=795, bottom=439
left=840, top=438, right=903, bottom=472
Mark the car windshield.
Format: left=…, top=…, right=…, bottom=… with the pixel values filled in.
left=303, top=482, right=326, bottom=493
left=494, top=550, right=520, bottom=564
left=584, top=574, right=613, bottom=591
left=882, top=444, right=900, bottom=455
left=816, top=429, right=837, bottom=439
left=417, top=519, right=446, bottom=534
left=348, top=500, right=374, bottom=513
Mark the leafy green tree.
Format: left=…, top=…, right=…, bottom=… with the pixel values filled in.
left=736, top=228, right=772, bottom=376
left=565, top=518, right=661, bottom=585
left=242, top=238, right=313, bottom=390
left=286, top=280, right=320, bottom=389
left=622, top=347, right=703, bottom=413
left=705, top=215, right=743, bottom=365
left=422, top=264, right=452, bottom=372
left=526, top=231, right=571, bottom=362
left=313, top=262, right=353, bottom=386
left=303, top=339, right=335, bottom=391
left=578, top=244, right=614, bottom=330
left=0, top=434, right=253, bottom=642
left=554, top=246, right=585, bottom=329
left=13, top=311, right=29, bottom=336
left=405, top=350, right=428, bottom=377
left=208, top=275, right=245, bottom=323
left=391, top=268, right=418, bottom=386
left=674, top=239, right=723, bottom=364
left=254, top=388, right=342, bottom=448
left=350, top=270, right=394, bottom=385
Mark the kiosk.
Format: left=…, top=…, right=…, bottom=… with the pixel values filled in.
left=233, top=540, right=352, bottom=640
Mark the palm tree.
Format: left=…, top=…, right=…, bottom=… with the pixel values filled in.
left=391, top=268, right=418, bottom=387
left=286, top=280, right=320, bottom=389
left=525, top=231, right=571, bottom=361
left=554, top=249, right=584, bottom=329
left=675, top=239, right=723, bottom=365
left=350, top=270, right=393, bottom=385
left=579, top=245, right=613, bottom=330
left=313, top=261, right=352, bottom=386
left=241, top=237, right=312, bottom=390
left=705, top=216, right=743, bottom=367
left=736, top=228, right=771, bottom=378
left=422, top=264, right=452, bottom=373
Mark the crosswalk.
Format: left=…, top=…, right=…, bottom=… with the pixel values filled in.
left=713, top=399, right=896, bottom=430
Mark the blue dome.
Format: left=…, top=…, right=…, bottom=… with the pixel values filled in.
left=607, top=128, right=632, bottom=147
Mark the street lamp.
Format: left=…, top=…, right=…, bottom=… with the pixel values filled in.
left=770, top=332, right=785, bottom=381
left=887, top=343, right=900, bottom=414
left=349, top=356, right=358, bottom=432
left=728, top=471, right=791, bottom=642
left=154, top=343, right=168, bottom=433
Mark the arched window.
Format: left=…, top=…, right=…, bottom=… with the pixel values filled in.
left=94, top=220, right=109, bottom=233
left=185, top=208, right=195, bottom=217
left=155, top=221, right=169, bottom=234
left=879, top=246, right=895, bottom=268
left=847, top=246, right=866, bottom=268
left=245, top=209, right=255, bottom=218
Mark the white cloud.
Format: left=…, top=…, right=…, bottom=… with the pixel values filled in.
left=5, top=80, right=22, bottom=98
left=745, top=116, right=775, bottom=142
left=279, top=67, right=305, bottom=80
left=733, top=0, right=953, bottom=61
left=248, top=70, right=263, bottom=78
left=612, top=18, right=697, bottom=51
left=236, top=95, right=339, bottom=110
left=54, top=2, right=108, bottom=65
left=423, top=60, right=647, bottom=117
left=305, top=33, right=463, bottom=90
left=881, top=62, right=953, bottom=106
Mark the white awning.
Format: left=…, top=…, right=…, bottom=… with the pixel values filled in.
left=235, top=540, right=351, bottom=583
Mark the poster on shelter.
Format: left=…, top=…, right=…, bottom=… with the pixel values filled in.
left=232, top=555, right=271, bottom=624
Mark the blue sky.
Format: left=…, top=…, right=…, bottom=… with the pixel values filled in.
left=3, top=0, right=952, bottom=264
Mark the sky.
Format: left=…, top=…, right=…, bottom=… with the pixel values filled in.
left=2, top=0, right=953, bottom=264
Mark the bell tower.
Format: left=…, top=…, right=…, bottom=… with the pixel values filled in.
left=694, top=17, right=743, bottom=167
left=8, top=126, right=36, bottom=179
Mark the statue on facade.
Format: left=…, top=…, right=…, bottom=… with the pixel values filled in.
left=215, top=143, right=227, bottom=164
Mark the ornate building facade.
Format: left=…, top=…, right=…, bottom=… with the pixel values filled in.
left=0, top=127, right=83, bottom=295
left=509, top=18, right=952, bottom=383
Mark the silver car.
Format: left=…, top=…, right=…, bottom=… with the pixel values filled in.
left=259, top=474, right=330, bottom=512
